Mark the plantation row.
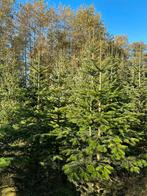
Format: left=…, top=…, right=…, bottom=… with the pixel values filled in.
left=0, top=1, right=147, bottom=195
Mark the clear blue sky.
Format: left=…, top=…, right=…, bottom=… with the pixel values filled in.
left=17, top=0, right=147, bottom=44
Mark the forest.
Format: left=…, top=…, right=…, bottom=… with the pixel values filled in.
left=0, top=0, right=147, bottom=195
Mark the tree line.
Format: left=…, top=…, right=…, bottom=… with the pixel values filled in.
left=0, top=0, right=147, bottom=195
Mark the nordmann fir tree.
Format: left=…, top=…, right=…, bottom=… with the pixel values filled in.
left=61, top=32, right=147, bottom=195
left=0, top=50, right=22, bottom=170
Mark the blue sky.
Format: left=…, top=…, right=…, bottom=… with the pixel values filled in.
left=17, top=0, right=147, bottom=44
